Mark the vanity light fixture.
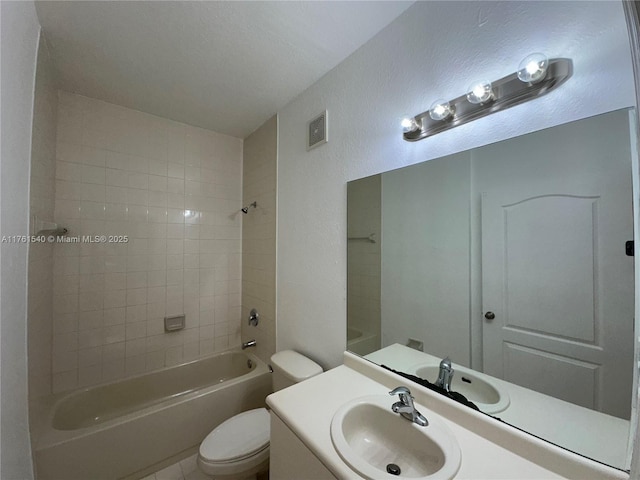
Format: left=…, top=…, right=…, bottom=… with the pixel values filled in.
left=401, top=116, right=420, bottom=133
left=466, top=80, right=494, bottom=104
left=403, top=54, right=572, bottom=142
left=429, top=99, right=454, bottom=121
left=517, top=53, right=549, bottom=84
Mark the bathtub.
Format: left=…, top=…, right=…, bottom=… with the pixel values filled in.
left=33, top=349, right=271, bottom=480
left=347, top=326, right=380, bottom=356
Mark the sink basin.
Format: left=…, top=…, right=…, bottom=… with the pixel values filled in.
left=330, top=395, right=461, bottom=480
left=412, top=364, right=510, bottom=414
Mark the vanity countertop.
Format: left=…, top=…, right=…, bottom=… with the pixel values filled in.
left=365, top=344, right=629, bottom=468
left=266, top=351, right=629, bottom=480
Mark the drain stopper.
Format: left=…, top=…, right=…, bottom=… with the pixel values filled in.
left=386, top=463, right=401, bottom=476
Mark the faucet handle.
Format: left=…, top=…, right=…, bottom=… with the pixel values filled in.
left=389, top=386, right=411, bottom=396
left=439, top=357, right=452, bottom=370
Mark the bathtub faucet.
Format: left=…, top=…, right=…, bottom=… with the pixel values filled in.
left=242, top=339, right=257, bottom=350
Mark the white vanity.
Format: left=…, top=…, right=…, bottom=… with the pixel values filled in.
left=267, top=350, right=629, bottom=480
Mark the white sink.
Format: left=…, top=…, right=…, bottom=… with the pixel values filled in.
left=330, top=395, right=461, bottom=480
left=412, top=364, right=510, bottom=414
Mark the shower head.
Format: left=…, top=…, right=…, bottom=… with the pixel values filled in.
left=241, top=201, right=257, bottom=214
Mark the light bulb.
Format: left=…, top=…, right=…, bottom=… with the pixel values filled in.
left=429, top=99, right=453, bottom=121
left=517, top=53, right=548, bottom=83
left=466, top=80, right=494, bottom=104
left=400, top=116, right=419, bottom=133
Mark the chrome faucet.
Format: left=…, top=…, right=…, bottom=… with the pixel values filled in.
left=434, top=357, right=454, bottom=392
left=389, top=386, right=428, bottom=427
left=242, top=339, right=256, bottom=350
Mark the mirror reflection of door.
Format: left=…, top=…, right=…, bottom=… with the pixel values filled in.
left=479, top=109, right=634, bottom=419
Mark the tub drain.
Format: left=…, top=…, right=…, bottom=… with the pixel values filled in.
left=386, top=463, right=401, bottom=476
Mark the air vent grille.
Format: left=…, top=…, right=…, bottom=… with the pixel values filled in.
left=307, top=110, right=328, bottom=150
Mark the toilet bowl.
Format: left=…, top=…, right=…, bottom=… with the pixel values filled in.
left=197, top=350, right=322, bottom=479
left=197, top=408, right=270, bottom=480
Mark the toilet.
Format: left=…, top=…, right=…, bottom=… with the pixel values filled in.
left=197, top=350, right=323, bottom=479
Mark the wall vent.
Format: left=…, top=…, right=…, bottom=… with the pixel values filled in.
left=307, top=110, right=328, bottom=150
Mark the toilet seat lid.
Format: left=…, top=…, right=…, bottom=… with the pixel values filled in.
left=200, top=408, right=270, bottom=463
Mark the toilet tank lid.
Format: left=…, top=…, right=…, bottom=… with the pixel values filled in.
left=270, top=350, right=323, bottom=381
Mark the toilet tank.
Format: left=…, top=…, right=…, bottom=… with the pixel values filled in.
left=270, top=350, right=323, bottom=391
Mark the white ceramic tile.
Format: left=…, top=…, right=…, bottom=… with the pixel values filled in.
left=167, top=224, right=184, bottom=239
left=126, top=321, right=147, bottom=340
left=149, top=191, right=169, bottom=207
left=149, top=160, right=168, bottom=177
left=104, top=307, right=126, bottom=326
left=127, top=188, right=148, bottom=206
left=103, top=325, right=126, bottom=344
left=78, top=364, right=102, bottom=388
left=168, top=163, right=185, bottom=179
left=106, top=168, right=129, bottom=187
left=102, top=342, right=126, bottom=363
left=53, top=370, right=78, bottom=393
left=165, top=239, right=183, bottom=255
left=56, top=141, right=83, bottom=164
left=179, top=454, right=198, bottom=476
left=78, top=347, right=102, bottom=367
left=78, top=310, right=104, bottom=331
left=167, top=193, right=185, bottom=209
left=125, top=354, right=146, bottom=375
left=126, top=304, right=147, bottom=323
left=51, top=94, right=243, bottom=388
left=78, top=328, right=102, bottom=349
left=105, top=186, right=128, bottom=204
left=126, top=338, right=147, bottom=357
left=102, top=359, right=125, bottom=381
left=105, top=256, right=127, bottom=273
left=81, top=165, right=106, bottom=185
left=155, top=462, right=183, bottom=480
left=81, top=183, right=106, bottom=203
left=149, top=174, right=168, bottom=192
left=104, top=290, right=126, bottom=309
left=126, top=271, right=148, bottom=289
left=167, top=177, right=185, bottom=194
left=53, top=313, right=78, bottom=334
left=128, top=172, right=149, bottom=190
left=56, top=161, right=83, bottom=182
left=53, top=350, right=78, bottom=374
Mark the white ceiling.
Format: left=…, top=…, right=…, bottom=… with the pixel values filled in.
left=35, top=1, right=413, bottom=138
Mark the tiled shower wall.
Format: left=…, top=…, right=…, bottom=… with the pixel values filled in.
left=51, top=92, right=243, bottom=393
left=241, top=115, right=277, bottom=364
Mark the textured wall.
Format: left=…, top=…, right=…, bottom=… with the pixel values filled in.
left=51, top=92, right=243, bottom=393
left=241, top=115, right=277, bottom=364
left=28, top=35, right=58, bottom=403
left=277, top=1, right=636, bottom=369
left=0, top=2, right=40, bottom=478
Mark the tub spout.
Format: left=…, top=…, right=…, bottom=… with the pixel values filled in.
left=242, top=339, right=257, bottom=350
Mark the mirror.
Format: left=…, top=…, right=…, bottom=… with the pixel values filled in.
left=347, top=108, right=637, bottom=470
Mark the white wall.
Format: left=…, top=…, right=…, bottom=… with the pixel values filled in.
left=0, top=1, right=40, bottom=478
left=277, top=1, right=636, bottom=369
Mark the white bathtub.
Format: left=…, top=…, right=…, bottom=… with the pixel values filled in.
left=347, top=327, right=379, bottom=356
left=33, top=349, right=271, bottom=480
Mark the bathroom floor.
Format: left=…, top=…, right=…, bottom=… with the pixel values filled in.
left=142, top=454, right=270, bottom=480
left=141, top=454, right=209, bottom=480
